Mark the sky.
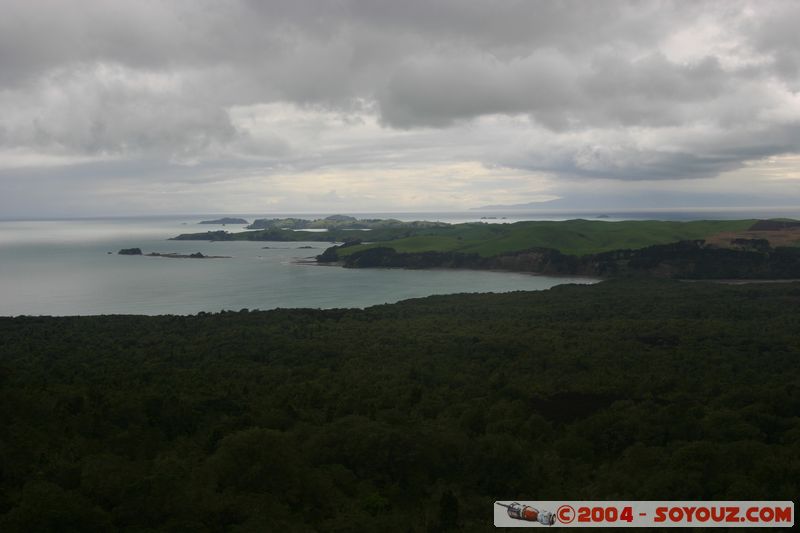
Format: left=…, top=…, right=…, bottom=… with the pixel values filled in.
left=1, top=0, right=800, bottom=217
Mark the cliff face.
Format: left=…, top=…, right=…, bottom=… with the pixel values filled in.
left=320, top=240, right=800, bottom=279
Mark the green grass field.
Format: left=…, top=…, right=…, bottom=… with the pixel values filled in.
left=337, top=219, right=758, bottom=257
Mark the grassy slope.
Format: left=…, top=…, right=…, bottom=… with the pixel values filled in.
left=338, top=219, right=757, bottom=257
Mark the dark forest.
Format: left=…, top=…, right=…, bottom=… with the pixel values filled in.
left=2, top=280, right=798, bottom=531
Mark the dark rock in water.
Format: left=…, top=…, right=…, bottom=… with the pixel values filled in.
left=199, top=217, right=248, bottom=225
left=297, top=246, right=316, bottom=249
left=107, top=251, right=112, bottom=254
left=118, top=248, right=143, bottom=255
left=145, top=251, right=230, bottom=259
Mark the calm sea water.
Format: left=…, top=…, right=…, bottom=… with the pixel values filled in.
left=0, top=215, right=599, bottom=316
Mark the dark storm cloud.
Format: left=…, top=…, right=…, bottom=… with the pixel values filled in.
left=377, top=51, right=735, bottom=130
left=0, top=0, right=799, bottom=214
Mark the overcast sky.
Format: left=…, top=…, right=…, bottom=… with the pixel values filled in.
left=1, top=0, right=800, bottom=216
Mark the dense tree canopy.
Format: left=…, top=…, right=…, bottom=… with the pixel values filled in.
left=1, top=280, right=799, bottom=531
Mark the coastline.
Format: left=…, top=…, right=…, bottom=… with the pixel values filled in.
left=291, top=257, right=603, bottom=281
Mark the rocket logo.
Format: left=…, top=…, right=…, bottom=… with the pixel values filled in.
left=496, top=502, right=556, bottom=526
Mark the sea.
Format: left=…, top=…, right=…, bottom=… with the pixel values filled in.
left=1, top=208, right=796, bottom=316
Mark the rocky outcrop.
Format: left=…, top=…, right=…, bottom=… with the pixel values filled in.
left=118, top=248, right=143, bottom=255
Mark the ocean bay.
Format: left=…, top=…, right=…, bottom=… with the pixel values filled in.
left=0, top=217, right=596, bottom=316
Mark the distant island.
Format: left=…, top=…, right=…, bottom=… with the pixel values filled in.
left=118, top=247, right=142, bottom=255
left=146, top=252, right=230, bottom=259
left=198, top=217, right=249, bottom=225
left=172, top=215, right=447, bottom=243
left=244, top=214, right=444, bottom=231
left=118, top=248, right=229, bottom=259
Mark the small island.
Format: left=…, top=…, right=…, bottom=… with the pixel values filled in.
left=118, top=248, right=229, bottom=259
left=199, top=217, right=249, bottom=225
left=147, top=252, right=231, bottom=259
left=118, top=248, right=143, bottom=255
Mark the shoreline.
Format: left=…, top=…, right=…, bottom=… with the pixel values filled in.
left=293, top=258, right=600, bottom=280
left=293, top=258, right=800, bottom=283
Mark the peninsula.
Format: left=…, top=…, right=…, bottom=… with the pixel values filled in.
left=319, top=218, right=800, bottom=280
left=172, top=216, right=800, bottom=280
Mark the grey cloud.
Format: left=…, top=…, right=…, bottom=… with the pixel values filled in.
left=745, top=1, right=800, bottom=84
left=377, top=51, right=735, bottom=130
left=378, top=51, right=581, bottom=128
left=0, top=0, right=799, bottom=208
left=501, top=121, right=800, bottom=182
left=0, top=64, right=239, bottom=157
